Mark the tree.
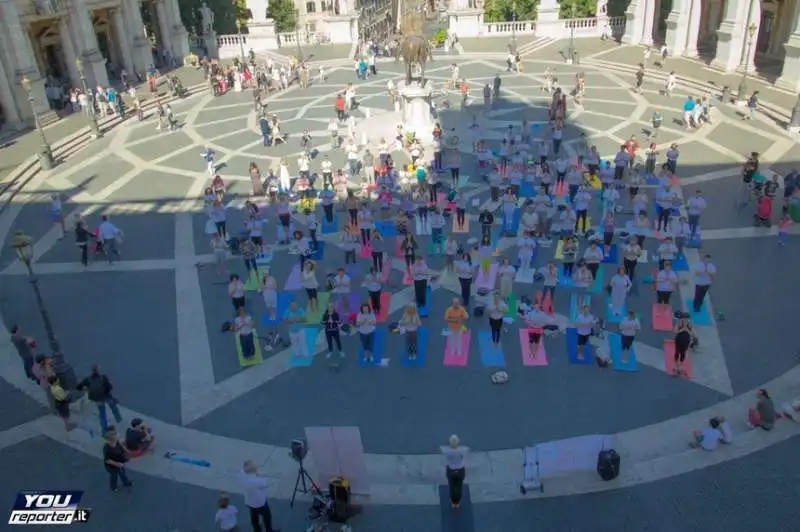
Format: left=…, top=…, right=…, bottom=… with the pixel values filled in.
left=483, top=0, right=539, bottom=23
left=558, top=0, right=596, bottom=19
left=267, top=0, right=298, bottom=33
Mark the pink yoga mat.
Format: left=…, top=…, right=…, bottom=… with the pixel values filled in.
left=402, top=271, right=412, bottom=285
left=476, top=263, right=498, bottom=290
left=443, top=330, right=471, bottom=367
left=380, top=263, right=390, bottom=282
left=519, top=329, right=549, bottom=366
left=359, top=243, right=373, bottom=259
left=395, top=237, right=404, bottom=258
left=283, top=264, right=302, bottom=290
left=652, top=303, right=673, bottom=332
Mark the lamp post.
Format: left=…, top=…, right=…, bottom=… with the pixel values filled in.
left=510, top=0, right=517, bottom=54
left=567, top=2, right=576, bottom=64
left=235, top=20, right=246, bottom=62
left=74, top=57, right=103, bottom=139
left=737, top=23, right=758, bottom=101
left=20, top=75, right=55, bottom=171
left=295, top=9, right=304, bottom=62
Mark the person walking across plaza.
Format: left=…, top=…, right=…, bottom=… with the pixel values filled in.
left=78, top=364, right=122, bottom=433
left=239, top=460, right=280, bottom=532
left=103, top=426, right=133, bottom=492
left=441, top=435, right=469, bottom=508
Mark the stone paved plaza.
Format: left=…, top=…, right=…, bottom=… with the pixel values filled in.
left=3, top=43, right=800, bottom=530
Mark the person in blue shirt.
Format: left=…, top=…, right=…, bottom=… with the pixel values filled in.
left=682, top=97, right=696, bottom=129
left=283, top=302, right=308, bottom=357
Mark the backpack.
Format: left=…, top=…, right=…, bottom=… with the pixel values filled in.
left=597, top=449, right=620, bottom=481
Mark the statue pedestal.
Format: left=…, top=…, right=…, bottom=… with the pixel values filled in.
left=447, top=9, right=483, bottom=38
left=398, top=80, right=435, bottom=145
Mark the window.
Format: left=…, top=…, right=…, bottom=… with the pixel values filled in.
left=306, top=1, right=316, bottom=13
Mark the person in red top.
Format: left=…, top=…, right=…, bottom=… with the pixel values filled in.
left=624, top=135, right=640, bottom=168
left=335, top=94, right=346, bottom=121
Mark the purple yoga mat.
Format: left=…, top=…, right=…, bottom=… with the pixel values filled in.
left=335, top=292, right=361, bottom=314
left=283, top=264, right=303, bottom=291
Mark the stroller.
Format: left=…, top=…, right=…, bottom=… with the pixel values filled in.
left=754, top=195, right=772, bottom=227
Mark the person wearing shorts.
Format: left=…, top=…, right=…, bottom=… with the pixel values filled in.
left=619, top=310, right=640, bottom=364
left=524, top=304, right=551, bottom=358
left=574, top=306, right=595, bottom=361
left=673, top=315, right=693, bottom=376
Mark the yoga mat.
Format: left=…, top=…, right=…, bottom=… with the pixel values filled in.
left=164, top=452, right=211, bottom=468
left=428, top=236, right=443, bottom=256
left=686, top=299, right=712, bottom=326
left=357, top=327, right=387, bottom=367
left=663, top=338, right=693, bottom=378
left=306, top=292, right=331, bottom=324
left=608, top=333, right=639, bottom=372
left=403, top=270, right=413, bottom=285
left=555, top=239, right=564, bottom=260
left=543, top=291, right=554, bottom=314
left=415, top=215, right=431, bottom=235
left=439, top=484, right=475, bottom=532
left=418, top=286, right=432, bottom=317
left=569, top=293, right=580, bottom=322
left=235, top=334, right=264, bottom=367
left=288, top=328, right=319, bottom=367
left=437, top=192, right=448, bottom=208
left=395, top=237, right=405, bottom=258
left=555, top=181, right=566, bottom=197
left=244, top=269, right=261, bottom=292
left=589, top=266, right=605, bottom=294
left=452, top=216, right=470, bottom=233
left=502, top=208, right=520, bottom=234
left=672, top=255, right=689, bottom=272
left=505, top=295, right=518, bottom=320
left=376, top=220, right=398, bottom=236
left=374, top=292, right=391, bottom=322
left=401, top=327, right=427, bottom=367
left=519, top=328, right=549, bottom=366
left=359, top=242, right=373, bottom=259
left=576, top=215, right=593, bottom=234
left=476, top=263, right=498, bottom=290
left=520, top=181, right=536, bottom=198
left=516, top=265, right=534, bottom=283
left=600, top=244, right=618, bottom=264
left=321, top=215, right=338, bottom=234
left=478, top=330, right=505, bottom=367
left=565, top=327, right=594, bottom=365
left=334, top=292, right=359, bottom=316
left=605, top=296, right=626, bottom=324
left=263, top=292, right=295, bottom=326
left=651, top=303, right=673, bottom=332
left=346, top=262, right=363, bottom=278
left=309, top=241, right=325, bottom=261
left=283, top=264, right=303, bottom=291
left=443, top=330, right=471, bottom=367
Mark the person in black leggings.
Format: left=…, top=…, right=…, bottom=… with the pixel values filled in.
left=321, top=303, right=343, bottom=358
left=456, top=253, right=475, bottom=306
left=673, top=315, right=693, bottom=376
left=487, top=293, right=508, bottom=348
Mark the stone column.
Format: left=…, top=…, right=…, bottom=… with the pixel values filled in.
left=0, top=52, right=23, bottom=130
left=71, top=0, right=110, bottom=87
left=684, top=0, right=703, bottom=57
left=622, top=0, right=648, bottom=44
left=0, top=0, right=50, bottom=116
left=58, top=16, right=81, bottom=89
left=741, top=0, right=760, bottom=71
left=711, top=0, right=750, bottom=71
left=155, top=0, right=172, bottom=54
left=112, top=8, right=136, bottom=76
left=536, top=0, right=561, bottom=38
left=123, top=0, right=152, bottom=77
left=166, top=0, right=190, bottom=59
left=777, top=5, right=800, bottom=91
left=664, top=0, right=690, bottom=55
left=640, top=0, right=656, bottom=45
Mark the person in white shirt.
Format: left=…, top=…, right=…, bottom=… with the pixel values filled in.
left=214, top=493, right=238, bottom=531
left=574, top=305, right=595, bottom=361
left=524, top=303, right=552, bottom=357
left=239, top=460, right=279, bottom=531
left=97, top=215, right=122, bottom=263
left=247, top=216, right=264, bottom=256
left=332, top=268, right=352, bottom=313
left=582, top=241, right=603, bottom=280
left=692, top=417, right=725, bottom=451
left=486, top=292, right=509, bottom=348
left=356, top=304, right=377, bottom=362
left=685, top=190, right=706, bottom=239
left=657, top=236, right=679, bottom=270
left=518, top=231, right=536, bottom=272
left=614, top=147, right=629, bottom=180
left=362, top=267, right=383, bottom=315
left=411, top=257, right=431, bottom=308
left=497, top=258, right=516, bottom=300
left=234, top=306, right=257, bottom=359
left=539, top=262, right=559, bottom=299
left=692, top=254, right=716, bottom=312
left=618, top=310, right=640, bottom=363
left=609, top=266, right=632, bottom=316
left=655, top=261, right=678, bottom=306
left=441, top=434, right=469, bottom=508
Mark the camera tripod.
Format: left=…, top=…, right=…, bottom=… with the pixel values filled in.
left=290, top=459, right=323, bottom=508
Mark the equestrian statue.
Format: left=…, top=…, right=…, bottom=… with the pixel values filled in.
left=394, top=2, right=433, bottom=85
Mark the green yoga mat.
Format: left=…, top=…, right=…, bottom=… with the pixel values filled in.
left=305, top=292, right=331, bottom=324
left=244, top=269, right=261, bottom=292
left=505, top=294, right=517, bottom=321
left=235, top=334, right=263, bottom=367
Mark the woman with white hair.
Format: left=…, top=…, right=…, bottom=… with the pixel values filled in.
left=441, top=435, right=469, bottom=508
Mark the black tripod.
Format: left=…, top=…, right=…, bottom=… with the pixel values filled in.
left=290, top=459, right=321, bottom=507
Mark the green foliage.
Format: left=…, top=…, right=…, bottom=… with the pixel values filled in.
left=484, top=0, right=539, bottom=23
left=432, top=28, right=448, bottom=47
left=606, top=0, right=630, bottom=17
left=177, top=0, right=203, bottom=35
left=558, top=0, right=597, bottom=19
left=267, top=0, right=298, bottom=33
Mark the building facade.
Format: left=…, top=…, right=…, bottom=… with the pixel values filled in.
left=624, top=0, right=800, bottom=90
left=0, top=0, right=189, bottom=132
left=293, top=0, right=359, bottom=42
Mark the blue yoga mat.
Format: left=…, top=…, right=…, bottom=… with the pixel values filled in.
left=601, top=243, right=618, bottom=264
left=477, top=331, right=505, bottom=367
left=672, top=255, right=689, bottom=271
left=164, top=451, right=211, bottom=467
left=401, top=327, right=428, bottom=367
left=376, top=220, right=398, bottom=236
left=589, top=266, right=605, bottom=294
left=439, top=484, right=475, bottom=532
left=288, top=327, right=320, bottom=367
left=263, top=292, right=295, bottom=326
left=569, top=293, right=579, bottom=322
left=520, top=181, right=537, bottom=198
left=686, top=299, right=712, bottom=326
left=321, top=215, right=338, bottom=234
left=566, top=327, right=594, bottom=365
left=605, top=296, right=626, bottom=324
left=418, top=286, right=433, bottom=317
left=346, top=261, right=363, bottom=278
left=309, top=241, right=325, bottom=261
left=357, top=327, right=386, bottom=367
left=502, top=208, right=520, bottom=234
left=608, top=333, right=639, bottom=372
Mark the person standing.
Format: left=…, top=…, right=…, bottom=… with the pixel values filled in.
left=239, top=460, right=279, bottom=532
left=362, top=267, right=383, bottom=316
left=214, top=493, right=239, bottom=532
left=486, top=293, right=508, bottom=348
left=234, top=307, right=257, bottom=360
left=622, top=237, right=642, bottom=283
left=692, top=254, right=716, bottom=312
left=332, top=267, right=352, bottom=314
left=582, top=241, right=603, bottom=280
left=672, top=314, right=693, bottom=376
left=445, top=298, right=469, bottom=357
left=574, top=305, right=595, bottom=362
left=618, top=310, right=640, bottom=364
left=97, top=215, right=123, bottom=263
left=371, top=232, right=386, bottom=273
left=411, top=256, right=430, bottom=309
left=608, top=266, right=632, bottom=317
left=78, top=365, right=122, bottom=433
left=10, top=325, right=36, bottom=382
left=655, top=261, right=678, bottom=306
left=75, top=218, right=95, bottom=268
left=103, top=426, right=132, bottom=492
left=284, top=302, right=308, bottom=358
left=356, top=304, right=377, bottom=363
left=228, top=274, right=246, bottom=312
left=497, top=258, right=515, bottom=301
left=686, top=190, right=706, bottom=239
left=399, top=304, right=422, bottom=360
left=322, top=303, right=343, bottom=359
left=456, top=253, right=475, bottom=307
left=441, top=435, right=468, bottom=509
left=301, top=261, right=319, bottom=315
